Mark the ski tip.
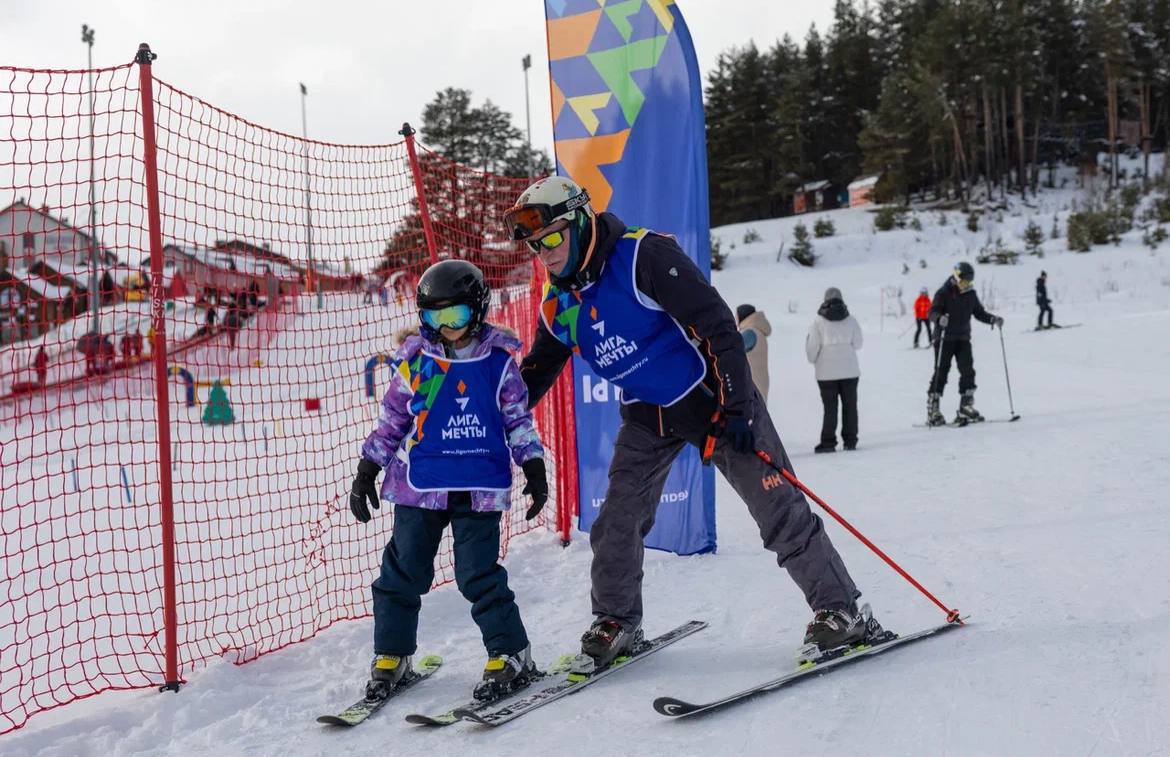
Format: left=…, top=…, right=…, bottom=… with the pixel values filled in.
left=452, top=707, right=493, bottom=725
left=417, top=654, right=443, bottom=671
left=404, top=713, right=456, bottom=727
left=1009, top=415, right=1021, bottom=422
left=653, top=696, right=697, bottom=717
left=316, top=715, right=357, bottom=727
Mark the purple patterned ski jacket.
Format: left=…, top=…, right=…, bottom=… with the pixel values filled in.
left=360, top=324, right=543, bottom=512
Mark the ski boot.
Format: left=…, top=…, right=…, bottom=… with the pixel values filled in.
left=367, top=654, right=411, bottom=698
left=473, top=644, right=538, bottom=701
left=955, top=391, right=984, bottom=424
left=926, top=393, right=947, bottom=427
left=573, top=619, right=643, bottom=674
left=798, top=604, right=889, bottom=663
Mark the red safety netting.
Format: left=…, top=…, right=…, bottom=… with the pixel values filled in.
left=0, top=52, right=576, bottom=735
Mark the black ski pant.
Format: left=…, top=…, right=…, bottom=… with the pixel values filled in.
left=913, top=318, right=932, bottom=347
left=372, top=493, right=528, bottom=657
left=929, top=338, right=976, bottom=395
left=1037, top=301, right=1053, bottom=329
left=589, top=389, right=860, bottom=631
left=817, top=378, right=859, bottom=448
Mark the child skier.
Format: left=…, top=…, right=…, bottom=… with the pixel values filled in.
left=349, top=259, right=548, bottom=702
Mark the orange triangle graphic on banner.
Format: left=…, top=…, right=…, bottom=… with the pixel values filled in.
left=555, top=130, right=630, bottom=213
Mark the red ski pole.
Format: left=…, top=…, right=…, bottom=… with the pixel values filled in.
left=756, top=449, right=962, bottom=624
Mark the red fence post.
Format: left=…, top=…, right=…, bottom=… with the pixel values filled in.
left=136, top=43, right=182, bottom=692
left=559, top=366, right=578, bottom=546
left=399, top=123, right=440, bottom=265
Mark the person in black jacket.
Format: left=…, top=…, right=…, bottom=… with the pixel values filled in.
left=506, top=176, right=878, bottom=665
left=926, top=262, right=1004, bottom=426
left=1035, top=270, right=1053, bottom=330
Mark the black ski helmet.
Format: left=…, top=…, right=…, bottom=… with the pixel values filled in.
left=416, top=259, right=490, bottom=340
left=953, top=261, right=975, bottom=283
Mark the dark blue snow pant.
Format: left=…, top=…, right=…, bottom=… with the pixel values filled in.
left=372, top=493, right=528, bottom=657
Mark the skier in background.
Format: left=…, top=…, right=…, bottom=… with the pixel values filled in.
left=926, top=262, right=1004, bottom=426
left=736, top=303, right=771, bottom=401
left=33, top=345, right=48, bottom=385
left=913, top=287, right=932, bottom=348
left=349, top=260, right=548, bottom=702
left=1036, top=270, right=1054, bottom=330
left=509, top=176, right=882, bottom=667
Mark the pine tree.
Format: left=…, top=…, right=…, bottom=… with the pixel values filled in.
left=1024, top=219, right=1045, bottom=255
left=789, top=222, right=816, bottom=266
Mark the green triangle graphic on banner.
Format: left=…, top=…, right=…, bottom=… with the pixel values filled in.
left=604, top=0, right=643, bottom=43
left=587, top=35, right=669, bottom=127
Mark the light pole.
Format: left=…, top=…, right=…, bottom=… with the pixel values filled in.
left=522, top=54, right=533, bottom=178
left=82, top=24, right=100, bottom=335
left=299, top=82, right=321, bottom=309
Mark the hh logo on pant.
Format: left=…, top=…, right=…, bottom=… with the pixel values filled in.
left=761, top=473, right=785, bottom=491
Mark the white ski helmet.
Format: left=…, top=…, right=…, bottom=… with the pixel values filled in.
left=504, top=176, right=595, bottom=241
left=504, top=175, right=598, bottom=287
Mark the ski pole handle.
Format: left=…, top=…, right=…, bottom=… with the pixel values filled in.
left=701, top=410, right=720, bottom=465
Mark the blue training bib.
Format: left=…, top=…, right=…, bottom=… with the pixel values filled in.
left=404, top=348, right=513, bottom=492
left=540, top=228, right=706, bottom=406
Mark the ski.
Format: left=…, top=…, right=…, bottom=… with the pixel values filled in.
left=653, top=618, right=964, bottom=719
left=317, top=655, right=442, bottom=727
left=450, top=620, right=707, bottom=727
left=404, top=654, right=576, bottom=727
left=914, top=416, right=1019, bottom=428
left=1024, top=323, right=1081, bottom=333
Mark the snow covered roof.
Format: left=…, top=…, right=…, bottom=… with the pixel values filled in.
left=800, top=180, right=831, bottom=193
left=166, top=244, right=300, bottom=279
left=848, top=175, right=880, bottom=190
left=17, top=274, right=75, bottom=300
left=39, top=260, right=98, bottom=282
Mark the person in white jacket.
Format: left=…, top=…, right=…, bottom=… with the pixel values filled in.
left=805, top=287, right=863, bottom=452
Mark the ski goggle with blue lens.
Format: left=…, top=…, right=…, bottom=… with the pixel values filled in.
left=420, top=303, right=473, bottom=331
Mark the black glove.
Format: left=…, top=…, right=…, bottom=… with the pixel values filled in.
left=350, top=458, right=382, bottom=523
left=993, top=315, right=1005, bottom=328
left=521, top=458, right=548, bottom=521
left=722, top=414, right=755, bottom=455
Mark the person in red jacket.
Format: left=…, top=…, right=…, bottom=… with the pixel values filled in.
left=33, top=345, right=48, bottom=385
left=913, top=287, right=932, bottom=348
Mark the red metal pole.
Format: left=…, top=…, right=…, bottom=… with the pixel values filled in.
left=756, top=450, right=962, bottom=624
left=399, top=123, right=439, bottom=265
left=137, top=43, right=183, bottom=691
left=560, top=365, right=577, bottom=546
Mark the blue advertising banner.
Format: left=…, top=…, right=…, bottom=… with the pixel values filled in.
left=543, top=0, right=715, bottom=555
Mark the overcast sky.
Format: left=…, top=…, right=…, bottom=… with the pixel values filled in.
left=2, top=0, right=835, bottom=158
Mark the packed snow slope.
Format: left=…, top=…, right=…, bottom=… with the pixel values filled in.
left=8, top=169, right=1170, bottom=756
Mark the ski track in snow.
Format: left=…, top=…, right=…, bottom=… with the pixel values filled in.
left=6, top=164, right=1170, bottom=756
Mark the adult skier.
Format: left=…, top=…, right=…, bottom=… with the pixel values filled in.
left=506, top=176, right=879, bottom=668
left=1036, top=270, right=1054, bottom=330
left=913, top=287, right=932, bottom=348
left=349, top=260, right=548, bottom=702
left=926, top=262, right=1004, bottom=426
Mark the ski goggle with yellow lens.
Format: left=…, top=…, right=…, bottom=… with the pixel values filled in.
left=420, top=303, right=473, bottom=331
left=525, top=228, right=566, bottom=253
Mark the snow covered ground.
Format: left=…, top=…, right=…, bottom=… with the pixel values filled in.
left=5, top=164, right=1170, bottom=755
